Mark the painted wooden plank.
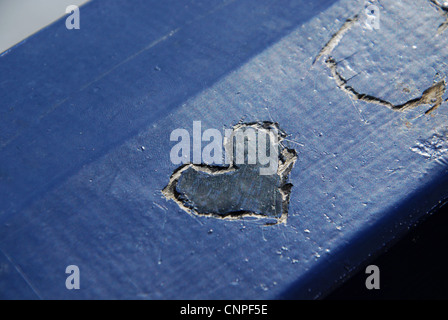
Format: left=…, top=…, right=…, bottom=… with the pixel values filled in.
left=1, top=0, right=448, bottom=299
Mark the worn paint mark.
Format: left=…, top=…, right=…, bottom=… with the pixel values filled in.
left=315, top=14, right=448, bottom=114
left=162, top=122, right=297, bottom=225
left=327, top=57, right=447, bottom=114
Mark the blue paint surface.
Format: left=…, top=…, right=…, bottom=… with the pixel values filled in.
left=1, top=0, right=448, bottom=299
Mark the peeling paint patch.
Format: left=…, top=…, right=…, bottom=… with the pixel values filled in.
left=411, top=129, right=448, bottom=162
left=162, top=122, right=297, bottom=225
